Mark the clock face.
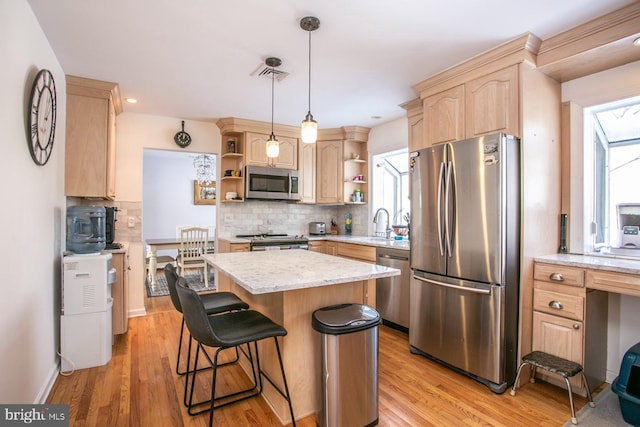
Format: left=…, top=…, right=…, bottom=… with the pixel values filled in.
left=174, top=130, right=192, bottom=148
left=28, top=69, right=57, bottom=166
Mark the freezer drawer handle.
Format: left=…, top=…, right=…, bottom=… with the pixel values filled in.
left=413, top=275, right=491, bottom=295
left=548, top=300, right=563, bottom=310
left=549, top=272, right=564, bottom=281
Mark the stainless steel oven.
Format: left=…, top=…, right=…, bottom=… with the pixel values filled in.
left=236, top=233, right=309, bottom=251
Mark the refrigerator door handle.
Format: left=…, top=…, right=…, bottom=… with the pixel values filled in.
left=413, top=274, right=491, bottom=295
left=444, top=160, right=453, bottom=257
left=437, top=161, right=445, bottom=256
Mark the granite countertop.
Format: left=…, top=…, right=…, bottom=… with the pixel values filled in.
left=202, top=250, right=400, bottom=294
left=535, top=253, right=640, bottom=275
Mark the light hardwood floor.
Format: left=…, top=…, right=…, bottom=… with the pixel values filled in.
left=46, top=292, right=595, bottom=426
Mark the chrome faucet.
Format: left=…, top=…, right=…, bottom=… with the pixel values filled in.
left=373, top=208, right=391, bottom=239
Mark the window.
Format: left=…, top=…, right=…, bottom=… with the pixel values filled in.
left=584, top=96, right=640, bottom=255
left=371, top=149, right=410, bottom=229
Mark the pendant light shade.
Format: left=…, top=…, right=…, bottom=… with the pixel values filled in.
left=265, top=57, right=281, bottom=159
left=266, top=133, right=279, bottom=158
left=300, top=16, right=320, bottom=144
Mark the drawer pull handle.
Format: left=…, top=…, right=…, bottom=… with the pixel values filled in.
left=549, top=273, right=564, bottom=281
left=573, top=323, right=580, bottom=330
left=549, top=300, right=563, bottom=310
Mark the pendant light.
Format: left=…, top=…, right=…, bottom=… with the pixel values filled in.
left=265, top=57, right=281, bottom=160
left=300, top=16, right=320, bottom=144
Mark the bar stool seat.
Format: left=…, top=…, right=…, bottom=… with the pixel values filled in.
left=176, top=278, right=296, bottom=427
left=510, top=351, right=595, bottom=425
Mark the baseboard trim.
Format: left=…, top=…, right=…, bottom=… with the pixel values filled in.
left=35, top=362, right=60, bottom=404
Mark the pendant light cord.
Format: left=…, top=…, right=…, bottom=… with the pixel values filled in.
left=307, top=30, right=312, bottom=113
left=271, top=63, right=275, bottom=134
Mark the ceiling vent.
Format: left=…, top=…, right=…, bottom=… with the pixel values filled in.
left=251, top=62, right=290, bottom=81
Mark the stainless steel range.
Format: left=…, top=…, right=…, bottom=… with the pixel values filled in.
left=236, top=233, right=309, bottom=251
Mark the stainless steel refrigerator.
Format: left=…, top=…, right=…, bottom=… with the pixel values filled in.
left=409, top=132, right=520, bottom=393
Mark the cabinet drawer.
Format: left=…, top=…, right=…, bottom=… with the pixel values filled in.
left=586, top=270, right=640, bottom=297
left=533, top=288, right=584, bottom=321
left=534, top=263, right=584, bottom=287
left=337, top=243, right=376, bottom=262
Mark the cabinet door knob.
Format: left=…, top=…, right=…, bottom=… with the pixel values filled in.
left=549, top=300, right=563, bottom=310
left=573, top=323, right=580, bottom=330
left=549, top=273, right=564, bottom=281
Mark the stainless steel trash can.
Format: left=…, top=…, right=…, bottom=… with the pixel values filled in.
left=312, top=303, right=381, bottom=427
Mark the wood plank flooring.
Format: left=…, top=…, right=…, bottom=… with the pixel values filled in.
left=46, top=293, right=595, bottom=426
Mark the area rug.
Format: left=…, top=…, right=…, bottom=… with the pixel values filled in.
left=145, top=270, right=215, bottom=297
left=562, top=385, right=629, bottom=426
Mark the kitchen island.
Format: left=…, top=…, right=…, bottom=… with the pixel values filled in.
left=202, top=250, right=400, bottom=425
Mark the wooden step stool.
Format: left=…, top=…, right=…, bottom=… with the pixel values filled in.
left=510, top=351, right=595, bottom=425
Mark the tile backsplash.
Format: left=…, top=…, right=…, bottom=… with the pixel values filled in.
left=217, top=201, right=368, bottom=238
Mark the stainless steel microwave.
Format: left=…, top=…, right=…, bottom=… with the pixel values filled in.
left=245, top=166, right=299, bottom=201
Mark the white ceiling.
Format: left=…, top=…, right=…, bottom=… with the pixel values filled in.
left=27, top=0, right=635, bottom=129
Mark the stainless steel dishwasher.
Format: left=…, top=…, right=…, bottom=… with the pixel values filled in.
left=376, top=247, right=410, bottom=331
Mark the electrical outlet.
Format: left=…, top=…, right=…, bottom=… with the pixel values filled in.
left=127, top=216, right=136, bottom=228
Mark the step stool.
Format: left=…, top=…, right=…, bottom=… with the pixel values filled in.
left=510, top=351, right=595, bottom=425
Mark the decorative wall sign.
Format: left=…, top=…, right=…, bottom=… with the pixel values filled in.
left=194, top=180, right=216, bottom=205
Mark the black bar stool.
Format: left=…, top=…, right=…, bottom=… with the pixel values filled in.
left=175, top=278, right=296, bottom=427
left=164, top=264, right=249, bottom=407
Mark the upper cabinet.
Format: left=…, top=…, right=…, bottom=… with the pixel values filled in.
left=424, top=85, right=465, bottom=146
left=65, top=75, right=122, bottom=199
left=216, top=118, right=369, bottom=205
left=245, top=132, right=297, bottom=169
left=316, top=139, right=343, bottom=204
left=400, top=98, right=424, bottom=153
left=419, top=65, right=519, bottom=148
left=465, top=65, right=519, bottom=139
left=298, top=141, right=316, bottom=204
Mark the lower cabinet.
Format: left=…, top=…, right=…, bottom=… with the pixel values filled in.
left=111, top=252, right=129, bottom=335
left=308, top=241, right=327, bottom=254
left=336, top=242, right=375, bottom=263
left=532, top=262, right=607, bottom=396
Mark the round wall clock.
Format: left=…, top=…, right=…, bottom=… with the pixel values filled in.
left=28, top=69, right=57, bottom=166
left=174, top=120, right=192, bottom=148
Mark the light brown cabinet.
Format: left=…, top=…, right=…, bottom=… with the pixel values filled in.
left=336, top=242, right=376, bottom=263
left=298, top=141, right=316, bottom=203
left=308, top=241, right=326, bottom=254
left=421, top=65, right=519, bottom=147
left=424, top=85, right=465, bottom=147
left=465, top=65, right=519, bottom=138
left=401, top=98, right=424, bottom=152
left=343, top=139, right=368, bottom=204
left=219, top=132, right=245, bottom=202
left=532, top=262, right=607, bottom=396
left=111, top=251, right=129, bottom=335
left=246, top=132, right=298, bottom=169
left=217, top=239, right=250, bottom=253
left=316, top=139, right=343, bottom=204
left=65, top=75, right=122, bottom=199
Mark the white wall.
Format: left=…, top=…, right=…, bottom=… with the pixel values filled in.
left=0, top=0, right=66, bottom=403
left=115, top=113, right=220, bottom=315
left=561, top=60, right=640, bottom=382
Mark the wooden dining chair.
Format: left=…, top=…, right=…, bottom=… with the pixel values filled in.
left=177, top=226, right=210, bottom=287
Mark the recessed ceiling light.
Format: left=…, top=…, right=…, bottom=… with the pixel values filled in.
left=125, top=98, right=137, bottom=104
left=371, top=115, right=382, bottom=120
left=633, top=37, right=640, bottom=47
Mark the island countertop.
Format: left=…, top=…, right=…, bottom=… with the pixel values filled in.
left=202, top=249, right=400, bottom=294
